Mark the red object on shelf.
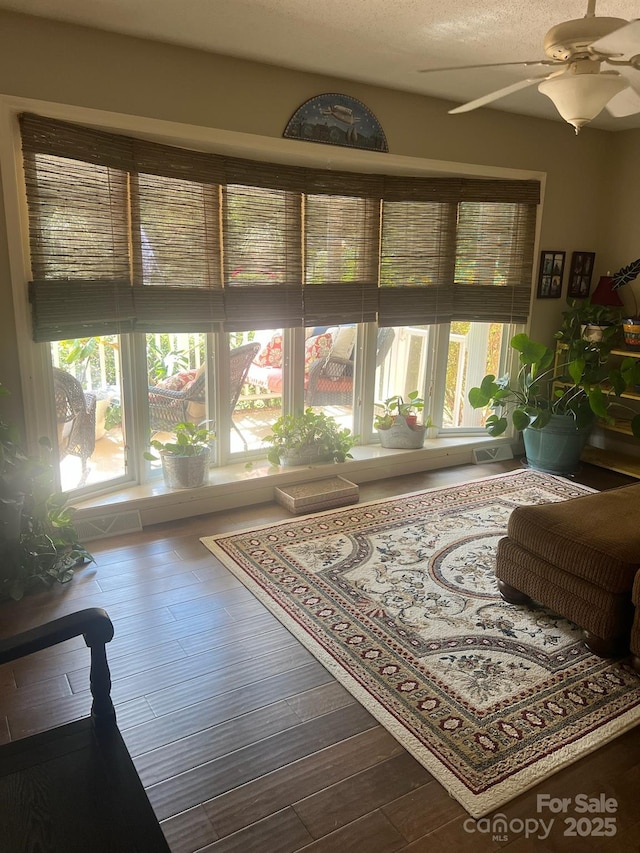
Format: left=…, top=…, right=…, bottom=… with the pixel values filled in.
left=590, top=275, right=624, bottom=307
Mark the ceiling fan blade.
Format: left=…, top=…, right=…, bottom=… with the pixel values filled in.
left=592, top=19, right=640, bottom=58
left=448, top=75, right=556, bottom=114
left=614, top=64, right=640, bottom=95
left=605, top=85, right=640, bottom=117
left=419, top=59, right=559, bottom=74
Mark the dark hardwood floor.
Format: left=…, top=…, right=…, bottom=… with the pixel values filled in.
left=1, top=460, right=640, bottom=852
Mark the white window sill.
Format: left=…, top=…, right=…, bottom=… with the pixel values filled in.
left=73, top=436, right=513, bottom=535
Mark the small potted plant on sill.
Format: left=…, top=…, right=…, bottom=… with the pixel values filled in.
left=144, top=421, right=215, bottom=489
left=374, top=392, right=426, bottom=449
left=265, top=408, right=356, bottom=467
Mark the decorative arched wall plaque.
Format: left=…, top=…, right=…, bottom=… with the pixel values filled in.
left=283, top=93, right=388, bottom=152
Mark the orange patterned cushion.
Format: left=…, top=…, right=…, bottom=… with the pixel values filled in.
left=304, top=332, right=333, bottom=368
left=154, top=370, right=196, bottom=391
left=255, top=333, right=283, bottom=368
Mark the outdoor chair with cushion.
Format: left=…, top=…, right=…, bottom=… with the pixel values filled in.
left=306, top=327, right=395, bottom=407
left=148, top=342, right=261, bottom=447
left=53, top=367, right=96, bottom=478
left=148, top=364, right=207, bottom=431
left=0, top=608, right=170, bottom=852
left=246, top=326, right=396, bottom=407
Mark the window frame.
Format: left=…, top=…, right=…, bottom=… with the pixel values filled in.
left=0, top=97, right=544, bottom=502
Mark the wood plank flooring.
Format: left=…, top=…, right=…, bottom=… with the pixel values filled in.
left=1, top=461, right=640, bottom=852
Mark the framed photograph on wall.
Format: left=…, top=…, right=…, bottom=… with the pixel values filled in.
left=567, top=251, right=596, bottom=298
left=537, top=250, right=565, bottom=299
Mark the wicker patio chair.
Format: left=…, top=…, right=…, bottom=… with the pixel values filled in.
left=306, top=327, right=395, bottom=406
left=148, top=342, right=261, bottom=447
left=53, top=367, right=96, bottom=477
left=148, top=366, right=207, bottom=431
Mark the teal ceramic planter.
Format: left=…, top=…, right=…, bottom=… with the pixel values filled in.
left=523, top=414, right=593, bottom=476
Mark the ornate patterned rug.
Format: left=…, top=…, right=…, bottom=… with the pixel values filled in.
left=201, top=469, right=640, bottom=817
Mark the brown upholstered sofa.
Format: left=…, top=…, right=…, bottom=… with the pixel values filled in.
left=495, top=483, right=640, bottom=658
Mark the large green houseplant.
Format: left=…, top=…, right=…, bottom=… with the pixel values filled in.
left=468, top=332, right=640, bottom=474
left=0, top=383, right=93, bottom=601
left=265, top=409, right=356, bottom=466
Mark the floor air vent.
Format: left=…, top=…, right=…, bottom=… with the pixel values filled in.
left=74, top=511, right=143, bottom=542
left=472, top=445, right=514, bottom=464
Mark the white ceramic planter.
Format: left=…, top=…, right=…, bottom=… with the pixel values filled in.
left=377, top=415, right=425, bottom=449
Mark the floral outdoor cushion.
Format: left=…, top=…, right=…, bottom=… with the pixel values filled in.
left=255, top=333, right=283, bottom=368
left=304, top=331, right=333, bottom=368
left=253, top=329, right=335, bottom=374
left=149, top=369, right=201, bottom=406
left=155, top=370, right=197, bottom=391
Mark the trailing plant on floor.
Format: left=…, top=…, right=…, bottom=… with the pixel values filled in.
left=0, top=383, right=94, bottom=601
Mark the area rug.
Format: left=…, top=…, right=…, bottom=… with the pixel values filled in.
left=201, top=469, right=640, bottom=817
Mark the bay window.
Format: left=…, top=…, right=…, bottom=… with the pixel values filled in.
left=18, top=113, right=539, bottom=497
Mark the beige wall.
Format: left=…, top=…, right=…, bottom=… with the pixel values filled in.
left=0, top=10, right=629, bottom=429
left=597, top=129, right=640, bottom=318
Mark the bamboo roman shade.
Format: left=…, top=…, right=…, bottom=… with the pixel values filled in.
left=20, top=113, right=540, bottom=341
left=378, top=177, right=539, bottom=326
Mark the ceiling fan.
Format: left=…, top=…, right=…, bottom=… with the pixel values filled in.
left=419, top=0, right=640, bottom=133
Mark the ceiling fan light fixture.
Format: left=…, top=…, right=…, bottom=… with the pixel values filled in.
left=538, top=72, right=628, bottom=132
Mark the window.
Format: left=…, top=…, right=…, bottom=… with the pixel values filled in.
left=146, top=332, right=208, bottom=473
left=442, top=322, right=509, bottom=429
left=19, top=114, right=539, bottom=496
left=375, top=326, right=432, bottom=419
left=50, top=336, right=125, bottom=491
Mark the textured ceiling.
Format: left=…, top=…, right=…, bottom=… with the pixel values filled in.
left=3, top=0, right=640, bottom=130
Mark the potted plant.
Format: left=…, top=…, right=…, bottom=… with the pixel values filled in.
left=611, top=258, right=640, bottom=350
left=265, top=408, right=356, bottom=466
left=0, top=383, right=93, bottom=601
left=468, top=332, right=640, bottom=475
left=144, top=421, right=215, bottom=489
left=374, top=392, right=427, bottom=449
left=556, top=297, right=622, bottom=346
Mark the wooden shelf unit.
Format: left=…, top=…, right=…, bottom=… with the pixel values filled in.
left=581, top=445, right=640, bottom=478
left=582, top=346, right=640, bottom=478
